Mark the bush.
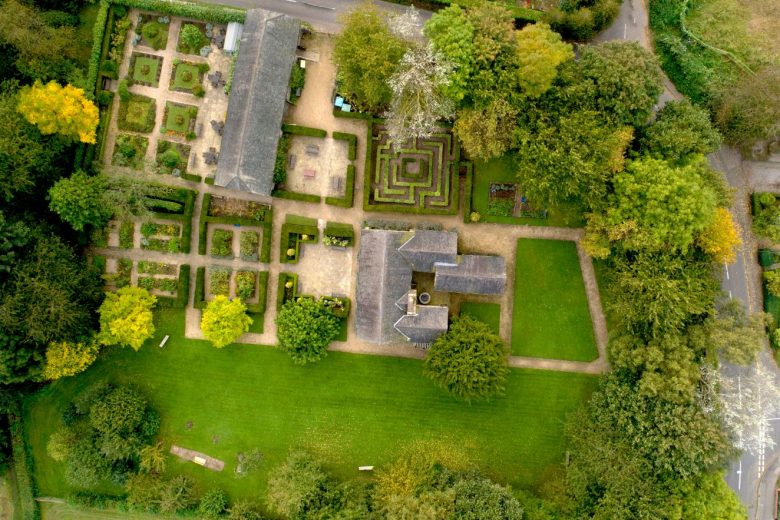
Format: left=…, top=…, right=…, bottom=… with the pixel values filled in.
left=199, top=488, right=229, bottom=518
left=211, top=229, right=233, bottom=257
left=276, top=299, right=340, bottom=364
left=236, top=271, right=256, bottom=300
left=765, top=270, right=780, bottom=297
left=160, top=148, right=181, bottom=168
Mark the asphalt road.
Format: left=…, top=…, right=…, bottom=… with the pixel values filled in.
left=594, top=1, right=779, bottom=517
left=198, top=0, right=429, bottom=33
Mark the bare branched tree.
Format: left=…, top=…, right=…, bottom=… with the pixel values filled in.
left=385, top=44, right=454, bottom=147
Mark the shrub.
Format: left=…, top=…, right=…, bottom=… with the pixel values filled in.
left=765, top=270, right=780, bottom=297
left=236, top=271, right=256, bottom=300
left=209, top=269, right=230, bottom=297
left=193, top=84, right=205, bottom=97
left=211, top=229, right=233, bottom=257
left=160, top=148, right=181, bottom=168
left=201, top=296, right=252, bottom=348
left=199, top=488, right=229, bottom=518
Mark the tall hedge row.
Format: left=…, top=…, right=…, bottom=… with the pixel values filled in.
left=111, top=0, right=245, bottom=23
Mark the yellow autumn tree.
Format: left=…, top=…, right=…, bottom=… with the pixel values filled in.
left=17, top=81, right=99, bottom=144
left=698, top=207, right=741, bottom=263
left=43, top=339, right=100, bottom=380
left=98, top=286, right=157, bottom=351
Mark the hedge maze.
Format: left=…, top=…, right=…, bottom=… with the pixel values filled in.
left=366, top=125, right=460, bottom=214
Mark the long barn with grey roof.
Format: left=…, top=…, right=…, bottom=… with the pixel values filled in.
left=215, top=9, right=300, bottom=195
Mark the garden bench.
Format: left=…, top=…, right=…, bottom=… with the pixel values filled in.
left=305, top=144, right=320, bottom=156
left=330, top=176, right=343, bottom=192
left=159, top=335, right=169, bottom=348
left=288, top=154, right=297, bottom=169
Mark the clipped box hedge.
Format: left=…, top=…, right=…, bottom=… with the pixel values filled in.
left=332, top=131, right=357, bottom=160
left=280, top=216, right=318, bottom=264
left=193, top=266, right=206, bottom=309
left=325, top=164, right=355, bottom=208
left=281, top=124, right=327, bottom=138
left=272, top=190, right=322, bottom=203
left=277, top=272, right=299, bottom=310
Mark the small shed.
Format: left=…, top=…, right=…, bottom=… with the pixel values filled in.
left=224, top=21, right=243, bottom=53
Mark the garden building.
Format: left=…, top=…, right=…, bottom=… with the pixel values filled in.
left=356, top=228, right=506, bottom=347
left=215, top=9, right=300, bottom=195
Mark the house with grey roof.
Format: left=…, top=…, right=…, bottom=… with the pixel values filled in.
left=215, top=9, right=300, bottom=196
left=356, top=228, right=506, bottom=347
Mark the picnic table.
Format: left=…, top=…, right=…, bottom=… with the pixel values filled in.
left=303, top=169, right=316, bottom=179
left=305, top=144, right=320, bottom=156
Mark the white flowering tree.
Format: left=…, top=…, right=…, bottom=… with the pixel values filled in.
left=717, top=361, right=780, bottom=455
left=389, top=6, right=422, bottom=41
left=385, top=44, right=454, bottom=146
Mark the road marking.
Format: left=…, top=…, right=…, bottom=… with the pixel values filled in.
left=737, top=460, right=742, bottom=490
left=623, top=23, right=627, bottom=39
left=725, top=264, right=730, bottom=280
left=729, top=290, right=733, bottom=299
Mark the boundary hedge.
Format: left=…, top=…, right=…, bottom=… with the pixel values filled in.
left=111, top=0, right=246, bottom=23
left=272, top=190, right=322, bottom=203
left=281, top=124, right=327, bottom=138
left=325, top=164, right=355, bottom=208
left=9, top=404, right=39, bottom=520
left=194, top=266, right=206, bottom=309
left=332, top=131, right=357, bottom=160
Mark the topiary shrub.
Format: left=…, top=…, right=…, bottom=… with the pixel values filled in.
left=160, top=148, right=180, bottom=168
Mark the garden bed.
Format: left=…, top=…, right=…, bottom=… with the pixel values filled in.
left=210, top=229, right=233, bottom=258
left=199, top=195, right=272, bottom=261
left=323, top=222, right=354, bottom=247
left=239, top=231, right=260, bottom=261
left=162, top=102, right=198, bottom=139
left=177, top=22, right=210, bottom=55
left=279, top=215, right=318, bottom=263
left=170, top=59, right=208, bottom=95
left=137, top=13, right=170, bottom=50
left=112, top=134, right=148, bottom=170
left=155, top=140, right=191, bottom=176
left=128, top=52, right=163, bottom=86
left=117, top=94, right=156, bottom=134
left=208, top=268, right=230, bottom=297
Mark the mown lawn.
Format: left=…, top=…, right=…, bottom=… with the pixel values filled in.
left=25, top=309, right=596, bottom=504
left=471, top=156, right=584, bottom=227
left=512, top=239, right=599, bottom=361
left=460, top=301, right=501, bottom=335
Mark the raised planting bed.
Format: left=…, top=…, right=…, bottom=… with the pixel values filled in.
left=177, top=22, right=210, bottom=55
left=209, top=268, right=230, bottom=297
left=112, top=133, right=148, bottom=170
left=235, top=271, right=257, bottom=300
left=170, top=60, right=208, bottom=95
left=118, top=220, right=134, bottom=248
left=111, top=258, right=133, bottom=289
left=155, top=140, right=191, bottom=176
left=239, top=231, right=260, bottom=261
left=199, top=195, right=273, bottom=261
left=162, top=102, right=198, bottom=138
left=323, top=222, right=354, bottom=247
left=137, top=14, right=169, bottom=50
left=137, top=260, right=178, bottom=275
left=128, top=53, right=162, bottom=86
left=117, top=94, right=156, bottom=133
left=210, top=229, right=233, bottom=258
left=279, top=215, right=318, bottom=264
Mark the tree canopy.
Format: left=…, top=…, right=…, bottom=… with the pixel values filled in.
left=514, top=22, right=573, bottom=98
left=49, top=170, right=112, bottom=231
left=200, top=296, right=252, bottom=348
left=17, top=80, right=99, bottom=143
left=641, top=100, right=722, bottom=161
left=424, top=315, right=509, bottom=401
left=98, top=287, right=157, bottom=351
left=43, top=339, right=100, bottom=380
left=334, top=4, right=408, bottom=112
left=275, top=299, right=340, bottom=364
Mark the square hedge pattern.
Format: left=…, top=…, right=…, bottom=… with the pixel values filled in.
left=366, top=124, right=460, bottom=214
left=171, top=62, right=203, bottom=91
left=132, top=54, right=162, bottom=86
left=118, top=95, right=156, bottom=134
left=164, top=102, right=197, bottom=134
